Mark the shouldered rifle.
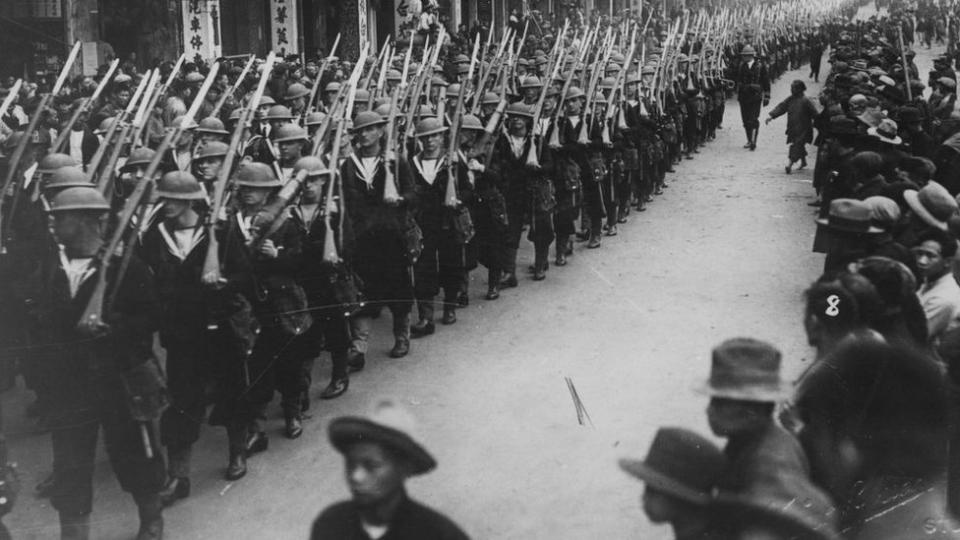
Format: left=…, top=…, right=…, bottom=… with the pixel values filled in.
left=0, top=79, right=22, bottom=125
left=445, top=34, right=480, bottom=207
left=323, top=116, right=346, bottom=264
left=210, top=54, right=255, bottom=119
left=202, top=53, right=275, bottom=287
left=306, top=33, right=340, bottom=114
left=52, top=58, right=120, bottom=152
left=87, top=71, right=151, bottom=186
left=77, top=61, right=221, bottom=337
left=0, top=41, right=82, bottom=254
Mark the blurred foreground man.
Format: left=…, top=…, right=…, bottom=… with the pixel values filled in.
left=311, top=399, right=469, bottom=540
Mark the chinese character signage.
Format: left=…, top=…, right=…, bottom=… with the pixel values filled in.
left=181, top=0, right=222, bottom=62
left=358, top=0, right=368, bottom=52
left=270, top=0, right=299, bottom=57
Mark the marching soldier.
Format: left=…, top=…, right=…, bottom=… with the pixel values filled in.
left=341, top=111, right=416, bottom=359
left=139, top=171, right=254, bottom=495
left=23, top=186, right=166, bottom=539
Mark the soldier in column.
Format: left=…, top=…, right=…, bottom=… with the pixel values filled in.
left=139, top=171, right=254, bottom=499
left=409, top=117, right=472, bottom=334
left=24, top=186, right=166, bottom=540
left=551, top=87, right=588, bottom=266
left=341, top=111, right=416, bottom=358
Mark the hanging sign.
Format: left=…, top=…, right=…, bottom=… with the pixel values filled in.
left=271, top=0, right=300, bottom=57
left=181, top=0, right=222, bottom=61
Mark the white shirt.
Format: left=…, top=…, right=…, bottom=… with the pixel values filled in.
left=508, top=135, right=526, bottom=159
left=59, top=251, right=95, bottom=298
left=158, top=222, right=204, bottom=261
left=355, top=155, right=380, bottom=185
left=919, top=272, right=960, bottom=343
left=414, top=156, right=441, bottom=185
left=69, top=130, right=84, bottom=165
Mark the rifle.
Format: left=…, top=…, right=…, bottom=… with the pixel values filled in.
left=77, top=61, right=221, bottom=337
left=306, top=33, right=341, bottom=114
left=52, top=58, right=120, bottom=153
left=323, top=116, right=346, bottom=264
left=363, top=40, right=391, bottom=92
left=0, top=41, right=82, bottom=254
left=87, top=71, right=151, bottom=186
left=526, top=37, right=567, bottom=168
left=131, top=54, right=186, bottom=147
left=471, top=29, right=513, bottom=116
left=210, top=54, right=255, bottom=119
left=445, top=34, right=480, bottom=207
left=0, top=80, right=23, bottom=123
left=201, top=54, right=275, bottom=289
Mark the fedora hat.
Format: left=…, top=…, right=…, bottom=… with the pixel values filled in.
left=329, top=399, right=436, bottom=475
left=867, top=118, right=902, bottom=145
left=816, top=199, right=886, bottom=234
left=850, top=59, right=869, bottom=71
left=856, top=109, right=885, bottom=129
left=904, top=181, right=957, bottom=231
left=618, top=427, right=725, bottom=505
left=696, top=338, right=788, bottom=402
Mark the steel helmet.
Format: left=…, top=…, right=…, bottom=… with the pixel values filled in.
left=194, top=140, right=229, bottom=160
left=520, top=76, right=543, bottom=89
left=293, top=156, right=332, bottom=177
left=233, top=161, right=281, bottom=187
left=324, top=81, right=343, bottom=93
left=122, top=147, right=157, bottom=171
left=43, top=166, right=92, bottom=192
left=431, top=76, right=449, bottom=87
left=37, top=153, right=78, bottom=174
left=273, top=124, right=309, bottom=143
left=156, top=171, right=206, bottom=200
left=264, top=105, right=294, bottom=121
left=197, top=116, right=229, bottom=135
left=172, top=115, right=199, bottom=130
left=94, top=116, right=117, bottom=135
left=563, top=87, right=586, bottom=101
left=284, top=82, right=310, bottom=101
left=447, top=83, right=462, bottom=96
left=506, top=102, right=534, bottom=118
left=351, top=111, right=387, bottom=131
left=453, top=54, right=470, bottom=65
left=481, top=92, right=500, bottom=105
left=741, top=45, right=757, bottom=56
left=304, top=111, right=326, bottom=126
left=373, top=103, right=392, bottom=118
left=460, top=114, right=483, bottom=131
left=385, top=69, right=402, bottom=81
left=47, top=186, right=109, bottom=212
left=598, top=77, right=618, bottom=89
left=415, top=117, right=448, bottom=137
left=355, top=89, right=371, bottom=102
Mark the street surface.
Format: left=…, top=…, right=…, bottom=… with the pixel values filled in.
left=2, top=6, right=933, bottom=538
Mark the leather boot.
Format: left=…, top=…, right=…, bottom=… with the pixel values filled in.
left=555, top=235, right=568, bottom=266
left=533, top=244, right=548, bottom=281
left=743, top=127, right=753, bottom=148
left=60, top=512, right=91, bottom=540
left=135, top=493, right=164, bottom=540
left=389, top=310, right=411, bottom=357
left=284, top=415, right=303, bottom=438
left=587, top=229, right=602, bottom=248
left=500, top=248, right=518, bottom=288
left=441, top=304, right=457, bottom=324
left=411, top=301, right=435, bottom=338
left=486, top=268, right=501, bottom=300
left=749, top=129, right=758, bottom=150
left=225, top=451, right=247, bottom=481
left=158, top=476, right=190, bottom=507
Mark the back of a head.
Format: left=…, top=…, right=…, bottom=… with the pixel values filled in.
left=797, top=339, right=948, bottom=479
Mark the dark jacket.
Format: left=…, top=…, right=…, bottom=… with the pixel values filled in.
left=768, top=94, right=818, bottom=144
left=310, top=495, right=469, bottom=540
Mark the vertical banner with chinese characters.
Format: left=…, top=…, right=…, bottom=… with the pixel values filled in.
left=358, top=0, right=368, bottom=52
left=270, top=0, right=300, bottom=57
left=181, top=0, right=222, bottom=61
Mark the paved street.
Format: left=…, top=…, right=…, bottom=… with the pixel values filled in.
left=3, top=10, right=938, bottom=538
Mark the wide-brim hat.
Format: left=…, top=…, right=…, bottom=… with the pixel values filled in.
left=815, top=198, right=886, bottom=234
left=867, top=125, right=902, bottom=145
left=618, top=427, right=725, bottom=506
left=329, top=399, right=436, bottom=475
left=695, top=337, right=789, bottom=402
left=904, top=181, right=956, bottom=231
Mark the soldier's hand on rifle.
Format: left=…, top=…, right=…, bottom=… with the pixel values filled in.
left=77, top=320, right=111, bottom=338
left=258, top=239, right=279, bottom=259
left=201, top=272, right=228, bottom=289
left=467, top=158, right=485, bottom=172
